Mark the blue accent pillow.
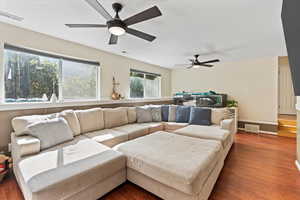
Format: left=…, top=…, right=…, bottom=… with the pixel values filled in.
left=176, top=106, right=191, bottom=123
left=189, top=107, right=212, bottom=126
left=161, top=105, right=169, bottom=122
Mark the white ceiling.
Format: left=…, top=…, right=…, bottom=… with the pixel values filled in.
left=0, top=0, right=287, bottom=68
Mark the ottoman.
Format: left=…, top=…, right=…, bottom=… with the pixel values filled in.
left=114, top=131, right=223, bottom=200
left=174, top=125, right=234, bottom=159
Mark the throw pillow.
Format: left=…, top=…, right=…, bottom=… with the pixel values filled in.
left=189, top=107, right=212, bottom=126
left=176, top=106, right=191, bottom=123
left=161, top=105, right=169, bottom=122
left=26, top=118, right=74, bottom=150
left=136, top=106, right=153, bottom=123
left=150, top=106, right=162, bottom=122
left=168, top=105, right=178, bottom=122
left=58, top=110, right=81, bottom=136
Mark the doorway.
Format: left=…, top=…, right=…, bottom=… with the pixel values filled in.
left=278, top=57, right=296, bottom=115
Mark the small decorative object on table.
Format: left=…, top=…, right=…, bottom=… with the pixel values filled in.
left=111, top=77, right=123, bottom=100
left=0, top=154, right=12, bottom=183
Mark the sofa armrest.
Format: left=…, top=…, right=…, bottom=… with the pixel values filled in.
left=11, top=133, right=41, bottom=161
left=221, top=119, right=234, bottom=134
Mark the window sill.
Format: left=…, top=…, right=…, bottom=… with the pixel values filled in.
left=0, top=97, right=173, bottom=111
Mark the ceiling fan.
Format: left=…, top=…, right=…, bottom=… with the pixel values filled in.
left=0, top=10, right=23, bottom=21
left=175, top=55, right=220, bottom=69
left=65, top=0, right=162, bottom=45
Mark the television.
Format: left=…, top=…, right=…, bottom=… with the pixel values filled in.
left=282, top=0, right=300, bottom=96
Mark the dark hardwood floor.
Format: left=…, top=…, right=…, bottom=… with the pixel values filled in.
left=0, top=132, right=299, bottom=200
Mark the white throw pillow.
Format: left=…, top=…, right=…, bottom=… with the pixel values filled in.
left=26, top=118, right=74, bottom=150
left=168, top=105, right=178, bottom=122
left=58, top=110, right=81, bottom=136
left=12, top=114, right=57, bottom=136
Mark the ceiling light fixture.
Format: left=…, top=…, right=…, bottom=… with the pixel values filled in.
left=107, top=19, right=126, bottom=36
left=108, top=26, right=125, bottom=36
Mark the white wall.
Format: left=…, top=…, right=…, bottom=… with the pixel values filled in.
left=172, top=57, right=279, bottom=123
left=0, top=22, right=171, bottom=99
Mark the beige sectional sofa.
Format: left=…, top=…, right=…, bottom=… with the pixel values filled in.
left=11, top=106, right=235, bottom=200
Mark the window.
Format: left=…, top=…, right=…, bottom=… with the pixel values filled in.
left=130, top=69, right=161, bottom=98
left=3, top=44, right=100, bottom=103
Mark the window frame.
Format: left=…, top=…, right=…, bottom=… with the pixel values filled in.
left=1, top=44, right=101, bottom=104
left=129, top=69, right=162, bottom=99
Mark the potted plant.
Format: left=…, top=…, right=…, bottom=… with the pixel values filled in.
left=0, top=154, right=12, bottom=183
left=227, top=100, right=238, bottom=108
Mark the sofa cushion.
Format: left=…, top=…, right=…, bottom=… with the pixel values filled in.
left=11, top=134, right=41, bottom=159
left=85, top=129, right=128, bottom=147
left=26, top=118, right=74, bottom=150
left=139, top=122, right=164, bottom=133
left=150, top=106, right=162, bottom=122
left=12, top=114, right=57, bottom=136
left=189, top=107, right=212, bottom=126
left=114, top=131, right=222, bottom=195
left=164, top=122, right=189, bottom=132
left=211, top=108, right=227, bottom=125
left=17, top=138, right=126, bottom=200
left=76, top=108, right=104, bottom=133
left=136, top=106, right=153, bottom=123
left=176, top=106, right=191, bottom=123
left=127, top=107, right=137, bottom=123
left=168, top=105, right=177, bottom=122
left=58, top=110, right=81, bottom=136
left=113, top=124, right=149, bottom=140
left=161, top=105, right=169, bottom=122
left=174, top=125, right=231, bottom=148
left=103, top=108, right=128, bottom=129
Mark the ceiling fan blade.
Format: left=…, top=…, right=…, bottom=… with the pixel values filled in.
left=0, top=10, right=23, bottom=21
left=85, top=0, right=113, bottom=21
left=174, top=64, right=191, bottom=68
left=126, top=28, right=156, bottom=42
left=65, top=24, right=107, bottom=28
left=199, top=64, right=214, bottom=67
left=199, top=59, right=220, bottom=64
left=124, top=6, right=162, bottom=26
left=109, top=34, right=118, bottom=45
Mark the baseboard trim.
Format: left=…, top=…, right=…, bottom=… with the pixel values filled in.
left=239, top=119, right=278, bottom=126
left=295, top=160, right=300, bottom=171
left=238, top=128, right=277, bottom=135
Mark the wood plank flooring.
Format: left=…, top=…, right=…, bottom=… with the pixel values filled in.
left=0, top=132, right=299, bottom=200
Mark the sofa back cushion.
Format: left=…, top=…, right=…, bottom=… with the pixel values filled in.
left=12, top=114, right=57, bottom=136
left=127, top=107, right=137, bottom=123
left=26, top=118, right=74, bottom=150
left=189, top=107, right=212, bottom=126
left=176, top=106, right=191, bottom=123
left=211, top=108, right=227, bottom=125
left=75, top=108, right=104, bottom=133
left=168, top=105, right=178, bottom=122
left=58, top=110, right=81, bottom=136
left=103, top=107, right=129, bottom=129
left=136, top=106, right=153, bottom=123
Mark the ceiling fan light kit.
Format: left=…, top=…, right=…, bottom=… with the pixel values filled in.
left=66, top=0, right=162, bottom=45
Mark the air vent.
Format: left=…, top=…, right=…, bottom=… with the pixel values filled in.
left=245, top=124, right=260, bottom=133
